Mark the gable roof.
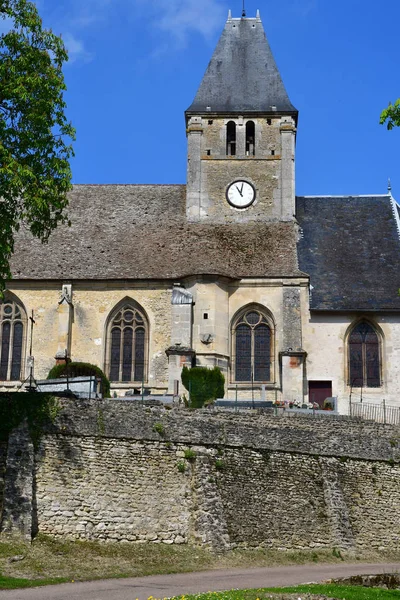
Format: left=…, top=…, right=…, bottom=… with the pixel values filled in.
left=296, top=195, right=400, bottom=311
left=186, top=15, right=297, bottom=116
left=10, top=185, right=302, bottom=281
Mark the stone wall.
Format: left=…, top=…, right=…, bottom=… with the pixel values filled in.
left=0, top=441, right=7, bottom=524
left=2, top=400, right=400, bottom=551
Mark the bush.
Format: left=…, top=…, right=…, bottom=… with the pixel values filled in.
left=47, top=362, right=111, bottom=398
left=181, top=365, right=224, bottom=408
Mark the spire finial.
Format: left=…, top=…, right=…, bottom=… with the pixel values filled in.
left=388, top=178, right=392, bottom=194
left=227, top=9, right=232, bottom=20
left=256, top=9, right=261, bottom=20
left=242, top=0, right=246, bottom=17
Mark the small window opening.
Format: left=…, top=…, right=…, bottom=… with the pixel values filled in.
left=208, top=120, right=213, bottom=125
left=206, top=149, right=211, bottom=156
left=267, top=118, right=272, bottom=126
left=245, top=121, right=255, bottom=156
left=203, top=313, right=209, bottom=320
left=226, top=121, right=236, bottom=156
left=271, top=149, right=275, bottom=156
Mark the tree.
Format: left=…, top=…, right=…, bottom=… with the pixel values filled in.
left=380, top=99, right=400, bottom=130
left=0, top=0, right=75, bottom=292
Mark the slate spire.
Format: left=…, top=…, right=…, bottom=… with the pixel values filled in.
left=186, top=11, right=297, bottom=116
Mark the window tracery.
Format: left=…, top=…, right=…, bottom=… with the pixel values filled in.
left=348, top=321, right=381, bottom=388
left=232, top=307, right=273, bottom=382
left=0, top=298, right=26, bottom=381
left=107, top=303, right=148, bottom=383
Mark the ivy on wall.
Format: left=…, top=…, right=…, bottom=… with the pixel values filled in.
left=0, top=393, right=60, bottom=448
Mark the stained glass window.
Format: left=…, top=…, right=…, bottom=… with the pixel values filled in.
left=108, top=304, right=148, bottom=383
left=233, top=308, right=272, bottom=382
left=0, top=300, right=25, bottom=381
left=349, top=322, right=381, bottom=388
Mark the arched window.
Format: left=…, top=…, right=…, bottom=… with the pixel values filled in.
left=348, top=322, right=381, bottom=388
left=226, top=121, right=236, bottom=156
left=246, top=121, right=255, bottom=156
left=232, top=307, right=273, bottom=382
left=106, top=302, right=148, bottom=383
left=0, top=296, right=26, bottom=381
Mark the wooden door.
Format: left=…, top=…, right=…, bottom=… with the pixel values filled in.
left=308, top=381, right=332, bottom=408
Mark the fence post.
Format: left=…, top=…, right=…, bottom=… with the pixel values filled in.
left=383, top=398, right=386, bottom=425
left=349, top=396, right=352, bottom=417
left=235, top=384, right=238, bottom=412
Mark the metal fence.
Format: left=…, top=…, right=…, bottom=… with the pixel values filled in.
left=349, top=399, right=400, bottom=425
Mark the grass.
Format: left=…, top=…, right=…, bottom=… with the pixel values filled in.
left=0, top=536, right=400, bottom=590
left=0, top=575, right=69, bottom=590
left=165, top=586, right=400, bottom=600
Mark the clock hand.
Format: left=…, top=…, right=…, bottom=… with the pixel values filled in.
left=235, top=185, right=243, bottom=197
left=240, top=183, right=244, bottom=194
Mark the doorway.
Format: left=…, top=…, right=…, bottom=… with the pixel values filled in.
left=308, top=381, right=332, bottom=408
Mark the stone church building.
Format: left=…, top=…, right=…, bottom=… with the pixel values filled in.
left=1, top=11, right=400, bottom=413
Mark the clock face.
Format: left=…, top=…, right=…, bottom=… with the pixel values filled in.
left=226, top=180, right=256, bottom=209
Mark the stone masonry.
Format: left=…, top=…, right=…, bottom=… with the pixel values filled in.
left=2, top=400, right=400, bottom=551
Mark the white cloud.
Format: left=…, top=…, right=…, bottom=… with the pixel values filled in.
left=146, top=0, right=226, bottom=44
left=62, top=32, right=93, bottom=64
left=290, top=0, right=317, bottom=17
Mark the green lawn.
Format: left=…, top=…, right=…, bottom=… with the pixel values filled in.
left=0, top=575, right=69, bottom=589
left=167, top=587, right=400, bottom=600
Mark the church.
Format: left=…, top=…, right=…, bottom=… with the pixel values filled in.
left=1, top=10, right=400, bottom=413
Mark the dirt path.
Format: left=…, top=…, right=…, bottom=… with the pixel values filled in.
left=1, top=562, right=400, bottom=600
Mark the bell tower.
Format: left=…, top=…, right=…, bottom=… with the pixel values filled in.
left=185, top=10, right=298, bottom=223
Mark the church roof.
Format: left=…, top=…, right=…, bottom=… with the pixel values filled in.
left=186, top=14, right=297, bottom=116
left=296, top=195, right=400, bottom=311
left=10, top=185, right=302, bottom=281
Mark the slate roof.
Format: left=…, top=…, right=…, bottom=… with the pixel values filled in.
left=186, top=15, right=297, bottom=116
left=296, top=195, right=400, bottom=311
left=10, top=185, right=302, bottom=280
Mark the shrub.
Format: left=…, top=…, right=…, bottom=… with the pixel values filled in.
left=181, top=365, right=224, bottom=408
left=177, top=461, right=186, bottom=473
left=47, top=362, right=111, bottom=398
left=153, top=422, right=165, bottom=435
left=184, top=448, right=196, bottom=461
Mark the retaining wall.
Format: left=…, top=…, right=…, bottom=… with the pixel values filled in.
left=2, top=400, right=400, bottom=551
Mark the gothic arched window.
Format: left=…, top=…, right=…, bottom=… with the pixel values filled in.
left=348, top=321, right=381, bottom=388
left=246, top=121, right=255, bottom=156
left=106, top=302, right=148, bottom=383
left=232, top=307, right=273, bottom=383
left=0, top=297, right=26, bottom=381
left=226, top=121, right=236, bottom=156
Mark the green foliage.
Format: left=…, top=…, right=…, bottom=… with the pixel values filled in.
left=177, top=461, right=185, bottom=473
left=215, top=459, right=224, bottom=471
left=0, top=0, right=75, bottom=292
left=183, top=448, right=196, bottom=461
left=167, top=584, right=400, bottom=600
left=153, top=422, right=165, bottom=436
left=0, top=392, right=60, bottom=447
left=380, top=98, right=400, bottom=130
left=332, top=547, right=343, bottom=560
left=181, top=365, right=225, bottom=408
left=47, top=362, right=111, bottom=398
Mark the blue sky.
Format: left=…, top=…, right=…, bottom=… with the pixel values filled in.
left=23, top=1, right=400, bottom=196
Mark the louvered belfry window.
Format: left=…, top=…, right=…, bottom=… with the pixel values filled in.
left=109, top=305, right=147, bottom=383
left=234, top=309, right=272, bottom=382
left=349, top=322, right=381, bottom=388
left=0, top=300, right=25, bottom=381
